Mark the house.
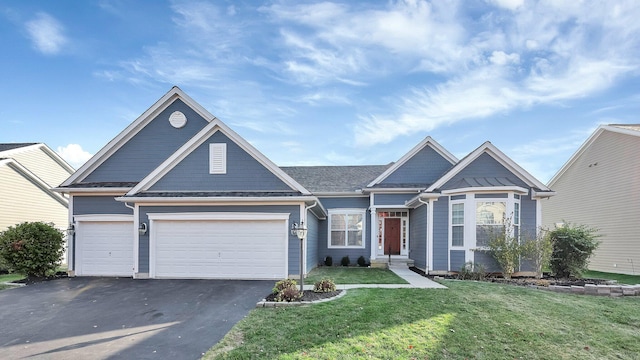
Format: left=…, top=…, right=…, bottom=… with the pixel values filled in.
left=543, top=124, right=640, bottom=275
left=0, top=143, right=73, bottom=231
left=0, top=143, right=74, bottom=263
left=55, top=87, right=554, bottom=279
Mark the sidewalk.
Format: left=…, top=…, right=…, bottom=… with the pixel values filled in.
left=301, top=265, right=447, bottom=290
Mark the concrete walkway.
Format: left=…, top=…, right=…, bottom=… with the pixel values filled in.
left=301, top=265, right=447, bottom=290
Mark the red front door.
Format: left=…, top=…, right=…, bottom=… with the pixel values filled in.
left=384, top=218, right=401, bottom=255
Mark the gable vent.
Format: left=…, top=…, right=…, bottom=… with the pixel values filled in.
left=209, top=143, right=227, bottom=174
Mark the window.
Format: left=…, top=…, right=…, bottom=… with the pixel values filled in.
left=476, top=201, right=506, bottom=247
left=329, top=210, right=365, bottom=248
left=451, top=202, right=464, bottom=247
left=209, top=143, right=227, bottom=174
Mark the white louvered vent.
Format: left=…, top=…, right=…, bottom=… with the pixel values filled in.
left=209, top=143, right=227, bottom=174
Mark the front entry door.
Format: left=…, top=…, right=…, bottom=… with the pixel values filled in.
left=384, top=218, right=401, bottom=255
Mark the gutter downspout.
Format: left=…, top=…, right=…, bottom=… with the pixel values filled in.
left=418, top=198, right=430, bottom=273
left=302, top=201, right=318, bottom=277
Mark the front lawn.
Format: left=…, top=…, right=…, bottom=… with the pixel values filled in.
left=0, top=273, right=25, bottom=291
left=205, top=280, right=640, bottom=359
left=584, top=270, right=640, bottom=285
left=304, top=267, right=407, bottom=285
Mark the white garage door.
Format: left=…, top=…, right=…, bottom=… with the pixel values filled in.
left=150, top=213, right=288, bottom=279
left=76, top=218, right=134, bottom=277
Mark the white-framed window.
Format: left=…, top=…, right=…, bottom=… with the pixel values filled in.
left=475, top=201, right=506, bottom=247
left=451, top=202, right=465, bottom=247
left=209, top=143, right=227, bottom=174
left=329, top=209, right=365, bottom=248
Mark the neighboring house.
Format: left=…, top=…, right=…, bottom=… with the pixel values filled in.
left=0, top=143, right=74, bottom=262
left=543, top=124, right=640, bottom=275
left=54, top=87, right=554, bottom=279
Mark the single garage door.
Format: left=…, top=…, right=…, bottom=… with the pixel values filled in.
left=149, top=213, right=289, bottom=279
left=75, top=216, right=134, bottom=276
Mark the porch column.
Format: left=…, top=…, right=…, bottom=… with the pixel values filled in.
left=370, top=206, right=377, bottom=261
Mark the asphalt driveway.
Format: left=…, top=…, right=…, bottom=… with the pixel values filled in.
left=0, top=277, right=273, bottom=359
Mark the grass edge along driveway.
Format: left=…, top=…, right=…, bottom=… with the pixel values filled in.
left=205, top=280, right=640, bottom=359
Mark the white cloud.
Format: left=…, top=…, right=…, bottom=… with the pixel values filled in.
left=24, top=12, right=68, bottom=55
left=488, top=0, right=524, bottom=11
left=57, top=144, right=92, bottom=169
left=489, top=51, right=520, bottom=66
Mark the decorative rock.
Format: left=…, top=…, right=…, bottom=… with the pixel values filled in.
left=596, top=285, right=611, bottom=296
left=584, top=284, right=598, bottom=295
left=571, top=286, right=585, bottom=295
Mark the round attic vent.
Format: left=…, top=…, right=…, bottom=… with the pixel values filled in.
left=169, top=111, right=187, bottom=128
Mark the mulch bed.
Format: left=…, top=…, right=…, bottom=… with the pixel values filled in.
left=409, top=266, right=612, bottom=287
left=264, top=290, right=342, bottom=302
left=10, top=271, right=68, bottom=285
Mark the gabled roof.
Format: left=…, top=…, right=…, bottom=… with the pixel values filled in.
left=126, top=118, right=312, bottom=196
left=426, top=141, right=551, bottom=193
left=281, top=165, right=391, bottom=193
left=0, top=143, right=74, bottom=175
left=548, top=124, right=640, bottom=187
left=61, top=86, right=214, bottom=187
left=367, top=136, right=457, bottom=187
left=0, top=158, right=68, bottom=207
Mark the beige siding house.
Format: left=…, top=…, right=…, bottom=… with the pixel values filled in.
left=542, top=125, right=640, bottom=275
left=0, top=143, right=74, bottom=233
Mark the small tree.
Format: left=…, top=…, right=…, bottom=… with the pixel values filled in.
left=0, top=222, right=65, bottom=278
left=521, top=228, right=553, bottom=279
left=486, top=216, right=523, bottom=279
left=549, top=222, right=599, bottom=278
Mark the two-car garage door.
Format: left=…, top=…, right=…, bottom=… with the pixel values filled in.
left=150, top=213, right=289, bottom=280
left=75, top=213, right=289, bottom=279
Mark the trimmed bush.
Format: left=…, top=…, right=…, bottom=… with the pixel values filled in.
left=357, top=255, right=368, bottom=267
left=521, top=228, right=553, bottom=279
left=313, top=278, right=337, bottom=293
left=341, top=255, right=350, bottom=267
left=324, top=256, right=333, bottom=266
left=549, top=222, right=599, bottom=278
left=275, top=285, right=302, bottom=302
left=0, top=222, right=65, bottom=278
left=272, top=278, right=298, bottom=294
left=457, top=261, right=487, bottom=281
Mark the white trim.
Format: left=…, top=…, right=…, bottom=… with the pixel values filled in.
left=147, top=212, right=291, bottom=221
left=426, top=142, right=550, bottom=193
left=548, top=125, right=640, bottom=187
left=327, top=208, right=367, bottom=249
left=74, top=214, right=134, bottom=222
left=115, top=196, right=317, bottom=205
left=531, top=190, right=557, bottom=199
left=68, top=194, right=74, bottom=272
left=363, top=188, right=425, bottom=194
left=426, top=199, right=435, bottom=272
left=53, top=188, right=132, bottom=194
left=0, top=143, right=75, bottom=174
left=126, top=119, right=310, bottom=195
left=62, top=87, right=216, bottom=186
left=209, top=143, right=227, bottom=174
left=312, top=192, right=369, bottom=197
left=133, top=204, right=140, bottom=274
left=367, top=136, right=458, bottom=187
left=442, top=186, right=529, bottom=195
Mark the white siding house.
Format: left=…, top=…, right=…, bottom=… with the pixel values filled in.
left=542, top=125, right=640, bottom=275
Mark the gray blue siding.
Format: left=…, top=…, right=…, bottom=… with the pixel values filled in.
left=137, top=205, right=299, bottom=274
left=73, top=196, right=132, bottom=216
left=84, top=100, right=209, bottom=183
left=373, top=193, right=415, bottom=206
left=409, top=205, right=427, bottom=269
left=441, top=153, right=529, bottom=190
left=316, top=197, right=371, bottom=265
left=473, top=251, right=501, bottom=272
left=305, top=210, right=319, bottom=272
left=150, top=131, right=293, bottom=192
left=432, top=196, right=449, bottom=271
left=450, top=250, right=466, bottom=271
left=380, top=146, right=453, bottom=185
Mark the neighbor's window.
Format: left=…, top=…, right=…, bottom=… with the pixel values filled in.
left=451, top=202, right=464, bottom=247
left=476, top=201, right=506, bottom=247
left=329, top=210, right=365, bottom=248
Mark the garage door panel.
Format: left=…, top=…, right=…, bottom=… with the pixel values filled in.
left=152, top=219, right=287, bottom=279
left=78, top=221, right=134, bottom=277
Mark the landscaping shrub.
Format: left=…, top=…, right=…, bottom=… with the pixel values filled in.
left=341, top=255, right=350, bottom=267
left=357, top=255, right=368, bottom=267
left=324, top=256, right=333, bottom=266
left=549, top=222, right=599, bottom=278
left=275, top=285, right=302, bottom=302
left=457, top=261, right=487, bottom=281
left=521, top=228, right=553, bottom=279
left=0, top=222, right=65, bottom=278
left=313, top=278, right=337, bottom=293
left=486, top=217, right=522, bottom=279
left=272, top=278, right=298, bottom=294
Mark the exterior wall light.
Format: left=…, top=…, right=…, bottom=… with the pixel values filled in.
left=139, top=223, right=148, bottom=235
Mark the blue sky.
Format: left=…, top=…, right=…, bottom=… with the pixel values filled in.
left=2, top=0, right=639, bottom=183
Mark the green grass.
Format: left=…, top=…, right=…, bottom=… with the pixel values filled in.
left=0, top=273, right=25, bottom=291
left=584, top=270, right=640, bottom=285
left=304, top=267, right=407, bottom=285
left=205, top=280, right=640, bottom=359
